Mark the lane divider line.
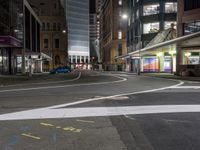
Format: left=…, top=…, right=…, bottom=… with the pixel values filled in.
left=40, top=122, right=54, bottom=127
left=0, top=73, right=126, bottom=93
left=48, top=79, right=184, bottom=109
left=76, top=119, right=95, bottom=124
left=21, top=133, right=41, bottom=140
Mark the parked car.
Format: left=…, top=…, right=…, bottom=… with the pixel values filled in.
left=50, top=66, right=72, bottom=74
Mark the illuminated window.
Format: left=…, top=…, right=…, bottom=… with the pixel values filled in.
left=143, top=4, right=159, bottom=16
left=143, top=22, right=159, bottom=34
left=165, top=2, right=177, bottom=13
left=118, top=31, right=122, bottom=39
left=164, top=21, right=176, bottom=29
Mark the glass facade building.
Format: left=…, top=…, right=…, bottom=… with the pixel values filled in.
left=63, top=0, right=90, bottom=69
left=0, top=0, right=41, bottom=74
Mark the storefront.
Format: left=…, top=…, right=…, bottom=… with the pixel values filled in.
left=129, top=31, right=200, bottom=75
left=0, top=36, right=22, bottom=74
left=0, top=48, right=9, bottom=74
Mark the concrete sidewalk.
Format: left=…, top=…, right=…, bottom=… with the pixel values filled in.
left=142, top=73, right=200, bottom=82
left=0, top=71, right=79, bottom=86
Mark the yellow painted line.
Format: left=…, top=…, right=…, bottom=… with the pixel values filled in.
left=21, top=133, right=41, bottom=140
left=63, top=127, right=82, bottom=133
left=76, top=119, right=95, bottom=124
left=40, top=122, right=54, bottom=127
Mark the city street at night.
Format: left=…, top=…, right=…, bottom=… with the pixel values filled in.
left=1, top=0, right=200, bottom=149
left=0, top=71, right=200, bottom=150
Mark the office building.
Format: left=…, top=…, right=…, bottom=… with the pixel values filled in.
left=61, top=0, right=90, bottom=69
left=28, top=0, right=68, bottom=72
left=100, top=0, right=128, bottom=71
left=176, top=0, right=200, bottom=76
left=0, top=0, right=41, bottom=74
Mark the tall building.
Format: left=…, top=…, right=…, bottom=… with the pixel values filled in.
left=126, top=0, right=177, bottom=72
left=127, top=0, right=177, bottom=53
left=90, top=13, right=98, bottom=60
left=96, top=0, right=103, bottom=39
left=100, top=0, right=128, bottom=71
left=176, top=0, right=200, bottom=76
left=28, top=0, right=68, bottom=72
left=62, top=0, right=90, bottom=69
left=0, top=0, right=41, bottom=74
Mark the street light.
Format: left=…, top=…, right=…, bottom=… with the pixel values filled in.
left=122, top=14, right=128, bottom=20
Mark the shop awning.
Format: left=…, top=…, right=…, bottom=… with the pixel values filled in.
left=41, top=52, right=52, bottom=60
left=0, top=36, right=22, bottom=48
left=129, top=31, right=200, bottom=56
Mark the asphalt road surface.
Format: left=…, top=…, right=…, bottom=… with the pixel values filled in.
left=0, top=71, right=200, bottom=150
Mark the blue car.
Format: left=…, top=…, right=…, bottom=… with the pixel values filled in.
left=50, top=66, right=72, bottom=74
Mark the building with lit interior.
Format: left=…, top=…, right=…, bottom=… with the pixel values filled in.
left=100, top=0, right=128, bottom=71
left=61, top=0, right=90, bottom=69
left=176, top=0, right=200, bottom=76
left=28, top=0, right=68, bottom=72
left=0, top=0, right=41, bottom=74
left=126, top=0, right=177, bottom=73
left=127, top=0, right=200, bottom=76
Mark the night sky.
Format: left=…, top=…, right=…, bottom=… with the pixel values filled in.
left=90, top=0, right=96, bottom=13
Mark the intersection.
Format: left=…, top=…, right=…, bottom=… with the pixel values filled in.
left=0, top=71, right=200, bottom=150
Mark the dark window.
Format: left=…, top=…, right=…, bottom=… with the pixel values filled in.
left=32, top=15, right=36, bottom=52
left=46, top=23, right=50, bottom=31
left=57, top=23, right=61, bottom=31
left=118, top=44, right=122, bottom=56
left=184, top=0, right=200, bottom=11
left=44, top=39, right=48, bottom=48
left=42, top=22, right=45, bottom=31
left=37, top=22, right=40, bottom=52
left=25, top=7, right=30, bottom=50
left=55, top=39, right=59, bottom=48
left=53, top=23, right=56, bottom=31
left=55, top=55, right=60, bottom=65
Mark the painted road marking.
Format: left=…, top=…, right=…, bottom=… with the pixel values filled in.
left=0, top=74, right=127, bottom=93
left=40, top=122, right=54, bottom=127
left=0, top=80, right=184, bottom=121
left=21, top=133, right=41, bottom=140
left=2, top=105, right=200, bottom=121
left=63, top=127, right=82, bottom=133
left=0, top=72, right=82, bottom=88
left=170, top=86, right=200, bottom=89
left=108, top=96, right=129, bottom=101
left=48, top=80, right=184, bottom=109
left=76, top=119, right=95, bottom=124
left=40, top=122, right=82, bottom=133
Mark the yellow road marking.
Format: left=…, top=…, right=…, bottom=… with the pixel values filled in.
left=76, top=119, right=95, bottom=124
left=56, top=126, right=62, bottom=129
left=40, top=122, right=54, bottom=127
left=63, top=127, right=82, bottom=133
left=21, top=133, right=41, bottom=140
